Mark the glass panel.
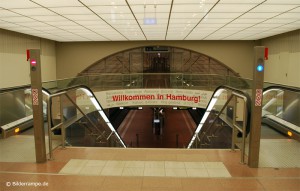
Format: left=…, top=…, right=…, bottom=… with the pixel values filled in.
left=51, top=87, right=126, bottom=147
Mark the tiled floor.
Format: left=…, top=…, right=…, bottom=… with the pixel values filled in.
left=259, top=139, right=300, bottom=168
left=0, top=135, right=61, bottom=162
left=59, top=159, right=231, bottom=178
left=0, top=147, right=299, bottom=191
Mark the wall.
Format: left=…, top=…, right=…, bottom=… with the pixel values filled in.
left=0, top=29, right=56, bottom=89
left=56, top=40, right=257, bottom=79
left=262, top=29, right=300, bottom=87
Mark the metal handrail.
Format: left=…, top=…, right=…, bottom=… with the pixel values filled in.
left=47, top=89, right=103, bottom=160
left=188, top=85, right=251, bottom=164
left=231, top=91, right=248, bottom=164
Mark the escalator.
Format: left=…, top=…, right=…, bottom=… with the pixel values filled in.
left=1, top=82, right=299, bottom=150
left=47, top=86, right=126, bottom=148
left=261, top=85, right=300, bottom=141
left=187, top=84, right=300, bottom=149
left=0, top=85, right=50, bottom=138
left=188, top=85, right=251, bottom=149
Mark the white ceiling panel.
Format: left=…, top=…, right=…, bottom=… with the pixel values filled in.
left=172, top=4, right=214, bottom=13
left=30, top=26, right=62, bottom=31
left=274, top=13, right=300, bottom=19
left=130, top=4, right=171, bottom=13
left=211, top=4, right=257, bottom=12
left=135, top=13, right=169, bottom=19
left=225, top=23, right=255, bottom=28
left=252, top=23, right=284, bottom=28
left=174, top=0, right=218, bottom=4
left=137, top=19, right=169, bottom=24
left=0, top=9, right=20, bottom=17
left=64, top=14, right=100, bottom=21
left=50, top=7, right=92, bottom=15
left=45, top=21, right=79, bottom=26
left=89, top=5, right=131, bottom=14
left=0, top=0, right=298, bottom=41
left=58, top=25, right=87, bottom=30
left=0, top=22, right=20, bottom=29
left=75, top=20, right=107, bottom=26
left=168, top=23, right=196, bottom=28
left=98, top=13, right=135, bottom=20
left=31, top=0, right=83, bottom=7
left=250, top=5, right=298, bottom=13
left=264, top=0, right=300, bottom=4
left=107, top=20, right=137, bottom=25
left=80, top=0, right=127, bottom=6
left=16, top=21, right=49, bottom=27
left=204, top=12, right=243, bottom=18
left=240, top=12, right=280, bottom=19
left=196, top=23, right=227, bottom=28
left=231, top=18, right=266, bottom=24
left=262, top=18, right=298, bottom=24
left=170, top=12, right=207, bottom=19
left=0, top=0, right=40, bottom=9
left=201, top=18, right=232, bottom=23
left=219, top=0, right=264, bottom=3
left=2, top=26, right=32, bottom=31
left=1, top=17, right=35, bottom=23
left=11, top=8, right=56, bottom=16
left=169, top=19, right=200, bottom=24
left=128, top=0, right=172, bottom=5
left=30, top=15, right=68, bottom=22
left=289, top=7, right=300, bottom=12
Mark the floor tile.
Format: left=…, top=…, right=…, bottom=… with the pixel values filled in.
left=101, top=167, right=123, bottom=176
left=142, top=177, right=182, bottom=189
left=85, top=160, right=107, bottom=167
left=165, top=168, right=187, bottom=177
left=165, top=161, right=185, bottom=169
left=59, top=159, right=87, bottom=174
left=125, top=161, right=145, bottom=168
left=207, top=168, right=231, bottom=177
left=105, top=161, right=126, bottom=168
left=144, top=161, right=165, bottom=168
left=79, top=166, right=103, bottom=175
left=186, top=168, right=209, bottom=177
left=144, top=168, right=165, bottom=177
left=122, top=167, right=144, bottom=176
left=184, top=162, right=205, bottom=169
left=203, top=162, right=226, bottom=168
left=101, top=177, right=143, bottom=191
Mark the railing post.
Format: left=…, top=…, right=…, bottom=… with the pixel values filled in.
left=231, top=95, right=237, bottom=151
left=47, top=97, right=53, bottom=160
left=241, top=100, right=247, bottom=164
left=60, top=94, right=65, bottom=148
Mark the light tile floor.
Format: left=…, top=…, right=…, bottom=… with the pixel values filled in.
left=0, top=147, right=299, bottom=191
left=59, top=159, right=231, bottom=178
left=0, top=135, right=61, bottom=162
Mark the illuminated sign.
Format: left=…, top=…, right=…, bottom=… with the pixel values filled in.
left=256, top=64, right=264, bottom=72
left=30, top=59, right=37, bottom=71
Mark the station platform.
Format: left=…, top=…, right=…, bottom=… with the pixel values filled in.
left=0, top=147, right=299, bottom=191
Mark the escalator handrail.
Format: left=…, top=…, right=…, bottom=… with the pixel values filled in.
left=48, top=84, right=126, bottom=147
left=263, top=85, right=300, bottom=93
left=188, top=85, right=252, bottom=148
left=0, top=84, right=51, bottom=95
left=210, top=85, right=252, bottom=133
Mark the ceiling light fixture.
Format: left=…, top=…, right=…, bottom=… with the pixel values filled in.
left=144, top=4, right=157, bottom=25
